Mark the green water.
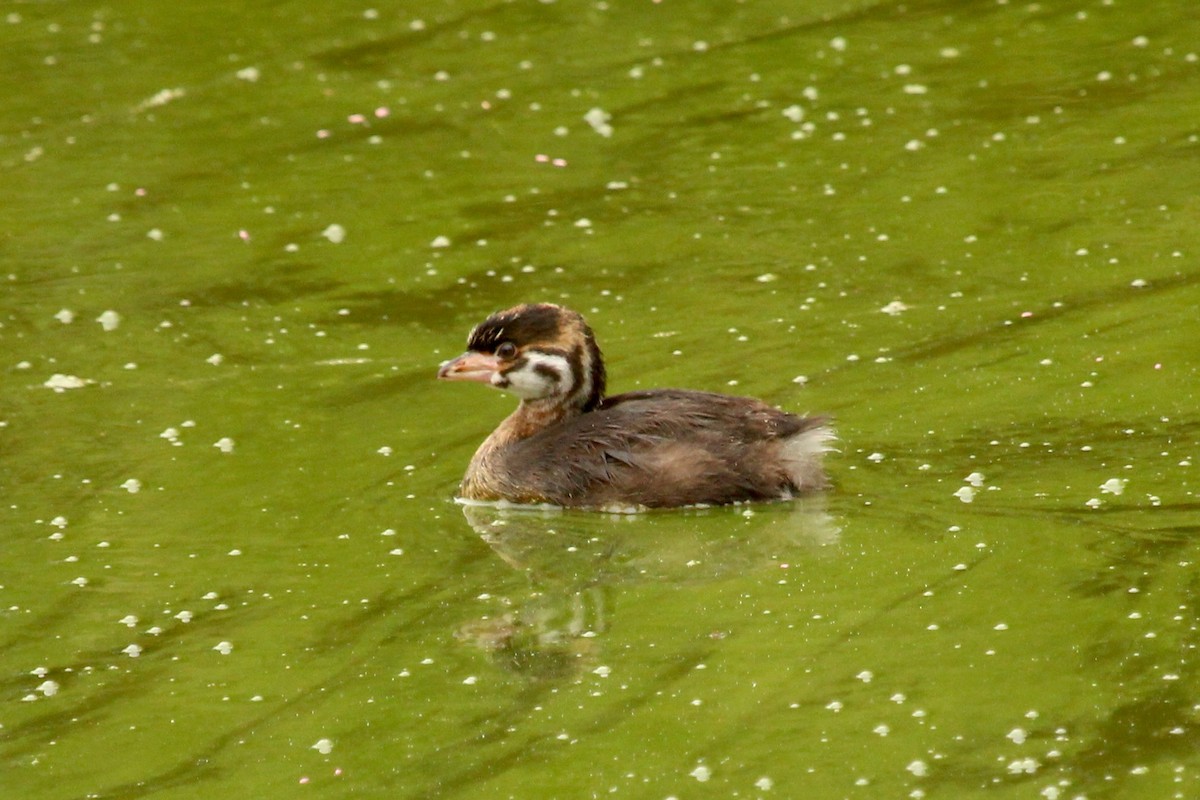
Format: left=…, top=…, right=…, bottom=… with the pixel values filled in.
left=3, top=2, right=1199, bottom=798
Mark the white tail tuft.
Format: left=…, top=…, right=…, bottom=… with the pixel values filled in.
left=781, top=422, right=837, bottom=491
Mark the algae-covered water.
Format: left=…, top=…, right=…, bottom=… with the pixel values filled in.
left=2, top=2, right=1199, bottom=798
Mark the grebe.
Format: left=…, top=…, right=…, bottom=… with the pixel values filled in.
left=438, top=303, right=833, bottom=508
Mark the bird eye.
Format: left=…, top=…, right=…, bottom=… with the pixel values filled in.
left=495, top=342, right=517, bottom=360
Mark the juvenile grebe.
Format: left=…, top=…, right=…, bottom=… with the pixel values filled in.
left=437, top=303, right=833, bottom=508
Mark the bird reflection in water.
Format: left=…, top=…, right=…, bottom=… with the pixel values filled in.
left=453, top=500, right=839, bottom=681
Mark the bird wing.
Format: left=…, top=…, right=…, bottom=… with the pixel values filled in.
left=501, top=389, right=821, bottom=507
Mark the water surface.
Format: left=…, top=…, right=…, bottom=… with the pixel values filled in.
left=2, top=2, right=1199, bottom=798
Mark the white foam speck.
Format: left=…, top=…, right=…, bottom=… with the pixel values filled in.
left=97, top=310, right=121, bottom=331
left=953, top=486, right=976, bottom=503
left=213, top=641, right=233, bottom=655
left=321, top=224, right=346, bottom=244
left=690, top=765, right=711, bottom=782
left=583, top=107, right=613, bottom=137
left=312, top=738, right=333, bottom=754
left=120, top=478, right=142, bottom=493
left=213, top=437, right=235, bottom=453
left=44, top=374, right=88, bottom=391
left=1100, top=478, right=1126, bottom=495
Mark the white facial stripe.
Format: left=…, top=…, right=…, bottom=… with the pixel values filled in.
left=568, top=345, right=592, bottom=404
left=498, top=351, right=573, bottom=400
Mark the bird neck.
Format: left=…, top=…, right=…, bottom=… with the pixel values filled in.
left=492, top=396, right=584, bottom=445
left=462, top=396, right=584, bottom=500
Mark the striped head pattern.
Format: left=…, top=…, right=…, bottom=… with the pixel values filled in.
left=459, top=303, right=606, bottom=411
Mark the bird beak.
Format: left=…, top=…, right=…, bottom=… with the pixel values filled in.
left=437, top=351, right=500, bottom=383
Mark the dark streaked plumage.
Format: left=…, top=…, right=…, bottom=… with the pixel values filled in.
left=437, top=303, right=834, bottom=509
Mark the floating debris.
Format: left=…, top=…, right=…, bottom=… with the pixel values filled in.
left=120, top=478, right=142, bottom=493
left=312, top=738, right=334, bottom=754
left=321, top=224, right=346, bottom=244
left=583, top=107, right=613, bottom=137
left=135, top=87, right=185, bottom=112
left=213, top=437, right=235, bottom=453
left=880, top=300, right=909, bottom=316
left=44, top=374, right=89, bottom=391
left=1100, top=478, right=1127, bottom=495
left=97, top=310, right=121, bottom=331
